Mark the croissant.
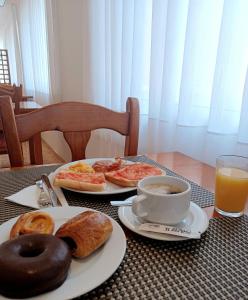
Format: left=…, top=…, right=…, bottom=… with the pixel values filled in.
left=55, top=211, right=113, bottom=258
left=9, top=211, right=54, bottom=239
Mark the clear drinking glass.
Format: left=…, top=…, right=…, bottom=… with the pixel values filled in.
left=214, top=155, right=248, bottom=217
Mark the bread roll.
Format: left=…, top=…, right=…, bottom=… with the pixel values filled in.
left=55, top=211, right=113, bottom=258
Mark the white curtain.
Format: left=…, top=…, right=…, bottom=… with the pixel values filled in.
left=76, top=0, right=248, bottom=165
left=13, top=0, right=50, bottom=105
left=2, top=0, right=248, bottom=164
left=0, top=4, right=21, bottom=85
left=0, top=1, right=52, bottom=105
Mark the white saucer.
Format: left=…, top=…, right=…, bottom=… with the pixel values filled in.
left=118, top=196, right=209, bottom=241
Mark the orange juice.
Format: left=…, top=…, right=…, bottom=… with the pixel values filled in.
left=215, top=167, right=248, bottom=213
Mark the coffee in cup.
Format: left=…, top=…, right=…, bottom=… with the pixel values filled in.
left=144, top=183, right=183, bottom=194
left=132, top=175, right=191, bottom=225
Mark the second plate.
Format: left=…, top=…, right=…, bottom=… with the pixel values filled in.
left=50, top=158, right=137, bottom=195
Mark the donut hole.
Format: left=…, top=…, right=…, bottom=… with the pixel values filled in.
left=61, top=237, right=77, bottom=251
left=19, top=246, right=45, bottom=258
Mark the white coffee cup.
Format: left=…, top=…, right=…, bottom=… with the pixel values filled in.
left=132, top=175, right=191, bottom=225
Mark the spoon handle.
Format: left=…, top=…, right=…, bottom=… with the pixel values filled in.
left=110, top=201, right=132, bottom=207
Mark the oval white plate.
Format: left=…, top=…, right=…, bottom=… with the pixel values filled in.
left=51, top=158, right=165, bottom=195
left=0, top=207, right=126, bottom=300
left=118, top=197, right=209, bottom=241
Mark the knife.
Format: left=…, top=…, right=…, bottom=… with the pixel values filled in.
left=41, top=174, right=62, bottom=207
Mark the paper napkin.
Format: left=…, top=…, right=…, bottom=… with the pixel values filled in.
left=5, top=178, right=68, bottom=209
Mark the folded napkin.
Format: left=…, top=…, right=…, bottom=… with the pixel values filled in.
left=5, top=173, right=68, bottom=209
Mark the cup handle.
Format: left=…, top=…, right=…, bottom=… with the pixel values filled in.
left=132, top=194, right=148, bottom=218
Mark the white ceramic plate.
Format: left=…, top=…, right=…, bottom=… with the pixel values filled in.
left=51, top=158, right=165, bottom=195
left=51, top=158, right=136, bottom=195
left=118, top=197, right=209, bottom=241
left=0, top=207, right=126, bottom=300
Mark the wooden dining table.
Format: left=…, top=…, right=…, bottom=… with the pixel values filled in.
left=0, top=152, right=247, bottom=299
left=18, top=100, right=41, bottom=113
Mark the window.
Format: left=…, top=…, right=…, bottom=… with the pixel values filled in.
left=0, top=49, right=11, bottom=84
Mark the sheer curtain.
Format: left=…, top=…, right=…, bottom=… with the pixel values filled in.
left=0, top=1, right=51, bottom=105
left=0, top=4, right=21, bottom=84
left=8, top=0, right=51, bottom=105
left=78, top=0, right=248, bottom=165
left=2, top=0, right=248, bottom=164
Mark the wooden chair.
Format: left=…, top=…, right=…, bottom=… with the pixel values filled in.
left=0, top=84, right=14, bottom=92
left=0, top=130, right=7, bottom=155
left=0, top=84, right=24, bottom=114
left=0, top=85, right=23, bottom=156
left=0, top=96, right=140, bottom=167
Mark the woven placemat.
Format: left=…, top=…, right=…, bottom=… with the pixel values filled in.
left=82, top=215, right=248, bottom=300
left=0, top=156, right=214, bottom=224
left=2, top=156, right=247, bottom=299
left=0, top=165, right=60, bottom=224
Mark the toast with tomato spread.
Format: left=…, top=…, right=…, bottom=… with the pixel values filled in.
left=54, top=170, right=106, bottom=191
left=105, top=163, right=164, bottom=187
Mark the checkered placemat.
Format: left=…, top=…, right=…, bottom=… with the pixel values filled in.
left=1, top=156, right=247, bottom=299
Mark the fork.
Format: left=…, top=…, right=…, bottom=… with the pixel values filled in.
left=36, top=180, right=52, bottom=208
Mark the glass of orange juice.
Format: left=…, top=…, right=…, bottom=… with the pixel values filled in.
left=215, top=155, right=248, bottom=217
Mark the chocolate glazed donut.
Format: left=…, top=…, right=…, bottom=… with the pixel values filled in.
left=0, top=234, right=71, bottom=299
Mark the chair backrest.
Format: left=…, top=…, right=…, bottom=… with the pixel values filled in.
left=0, top=96, right=139, bottom=167
left=0, top=84, right=23, bottom=114
left=0, top=84, right=14, bottom=92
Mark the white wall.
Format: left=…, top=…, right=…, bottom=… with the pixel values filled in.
left=49, top=0, right=91, bottom=102
left=0, top=8, right=4, bottom=47
left=54, top=0, right=84, bottom=101
left=43, top=0, right=125, bottom=161
left=43, top=0, right=85, bottom=161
